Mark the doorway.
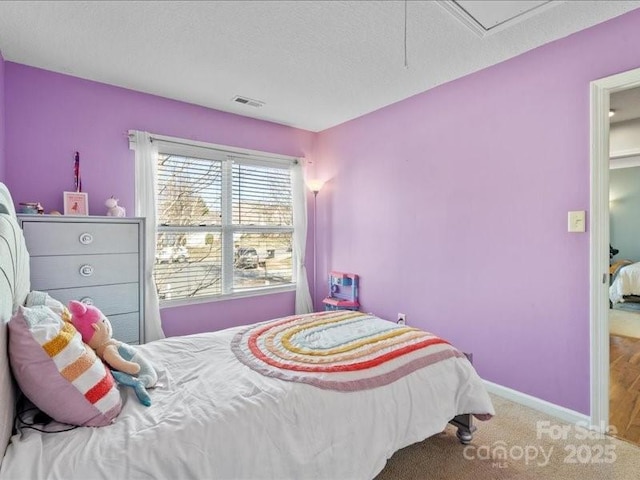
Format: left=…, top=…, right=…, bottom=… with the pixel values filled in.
left=590, top=68, right=640, bottom=438
left=607, top=87, right=640, bottom=444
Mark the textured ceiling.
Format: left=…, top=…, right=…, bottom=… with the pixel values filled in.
left=0, top=1, right=638, bottom=132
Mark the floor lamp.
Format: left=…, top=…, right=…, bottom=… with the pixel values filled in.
left=308, top=180, right=324, bottom=311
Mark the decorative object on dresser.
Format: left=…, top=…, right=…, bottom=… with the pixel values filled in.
left=63, top=191, right=89, bottom=216
left=105, top=196, right=126, bottom=217
left=18, top=214, right=146, bottom=344
left=73, top=151, right=82, bottom=193
left=18, top=202, right=44, bottom=215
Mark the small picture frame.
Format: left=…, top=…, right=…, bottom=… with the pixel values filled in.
left=63, top=191, right=89, bottom=216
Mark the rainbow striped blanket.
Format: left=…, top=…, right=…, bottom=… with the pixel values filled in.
left=231, top=311, right=466, bottom=391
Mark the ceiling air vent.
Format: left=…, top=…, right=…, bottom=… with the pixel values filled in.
left=232, top=95, right=265, bottom=108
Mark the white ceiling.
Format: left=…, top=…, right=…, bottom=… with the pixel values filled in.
left=0, top=1, right=638, bottom=132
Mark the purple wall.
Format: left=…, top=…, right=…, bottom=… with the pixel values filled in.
left=0, top=50, right=5, bottom=181
left=4, top=64, right=315, bottom=337
left=314, top=9, right=640, bottom=415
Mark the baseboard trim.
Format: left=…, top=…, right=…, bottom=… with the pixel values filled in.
left=484, top=380, right=590, bottom=426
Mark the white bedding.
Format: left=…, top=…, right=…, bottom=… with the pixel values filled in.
left=610, top=262, right=640, bottom=304
left=0, top=322, right=494, bottom=480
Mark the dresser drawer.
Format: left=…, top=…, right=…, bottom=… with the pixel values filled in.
left=46, top=283, right=139, bottom=316
left=110, top=312, right=140, bottom=344
left=30, top=254, right=139, bottom=290
left=22, top=222, right=139, bottom=256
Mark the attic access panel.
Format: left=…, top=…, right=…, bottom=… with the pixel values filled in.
left=440, top=0, right=557, bottom=37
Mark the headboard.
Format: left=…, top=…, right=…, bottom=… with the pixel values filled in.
left=0, top=182, right=30, bottom=463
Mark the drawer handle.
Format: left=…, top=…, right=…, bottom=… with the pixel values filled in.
left=80, top=297, right=94, bottom=305
left=79, top=265, right=94, bottom=277
left=79, top=233, right=94, bottom=245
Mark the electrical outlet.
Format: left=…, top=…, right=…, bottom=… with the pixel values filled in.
left=397, top=313, right=406, bottom=325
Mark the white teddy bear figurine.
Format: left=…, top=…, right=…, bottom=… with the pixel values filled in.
left=105, top=196, right=126, bottom=217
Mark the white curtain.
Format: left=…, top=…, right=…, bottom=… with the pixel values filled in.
left=291, top=162, right=313, bottom=314
left=130, top=131, right=165, bottom=342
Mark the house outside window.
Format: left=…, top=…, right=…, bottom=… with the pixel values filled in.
left=154, top=140, right=296, bottom=304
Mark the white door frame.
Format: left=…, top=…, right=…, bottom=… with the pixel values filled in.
left=590, top=67, right=640, bottom=430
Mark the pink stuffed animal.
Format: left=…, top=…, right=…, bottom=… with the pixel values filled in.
left=68, top=300, right=140, bottom=375
left=68, top=300, right=158, bottom=406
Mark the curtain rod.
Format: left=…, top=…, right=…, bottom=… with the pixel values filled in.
left=128, top=131, right=300, bottom=165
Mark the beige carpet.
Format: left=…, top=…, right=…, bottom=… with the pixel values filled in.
left=375, top=394, right=640, bottom=480
left=610, top=309, right=640, bottom=339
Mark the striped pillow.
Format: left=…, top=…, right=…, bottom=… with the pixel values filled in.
left=8, top=305, right=122, bottom=426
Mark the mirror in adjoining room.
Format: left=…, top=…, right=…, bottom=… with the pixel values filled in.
left=608, top=85, right=640, bottom=445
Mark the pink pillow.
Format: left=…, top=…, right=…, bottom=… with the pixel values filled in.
left=9, top=305, right=122, bottom=426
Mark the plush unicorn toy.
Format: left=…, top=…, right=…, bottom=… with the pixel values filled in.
left=105, top=196, right=126, bottom=217
left=68, top=300, right=157, bottom=406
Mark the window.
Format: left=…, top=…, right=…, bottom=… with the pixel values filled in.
left=153, top=140, right=296, bottom=303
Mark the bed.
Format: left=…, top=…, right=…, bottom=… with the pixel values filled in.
left=610, top=260, right=640, bottom=306
left=0, top=181, right=494, bottom=479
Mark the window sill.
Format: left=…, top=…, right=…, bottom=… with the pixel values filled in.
left=159, top=283, right=296, bottom=309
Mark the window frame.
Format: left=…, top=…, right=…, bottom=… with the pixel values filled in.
left=153, top=136, right=299, bottom=308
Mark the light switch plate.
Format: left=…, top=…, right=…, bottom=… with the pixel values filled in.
left=568, top=211, right=586, bottom=233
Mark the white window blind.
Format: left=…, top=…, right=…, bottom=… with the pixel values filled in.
left=232, top=161, right=292, bottom=227
left=154, top=143, right=296, bottom=304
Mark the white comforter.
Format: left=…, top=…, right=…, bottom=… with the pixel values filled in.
left=1, top=323, right=494, bottom=480
left=610, top=262, right=640, bottom=304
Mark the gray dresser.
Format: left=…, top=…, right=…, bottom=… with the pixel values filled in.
left=18, top=215, right=145, bottom=344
